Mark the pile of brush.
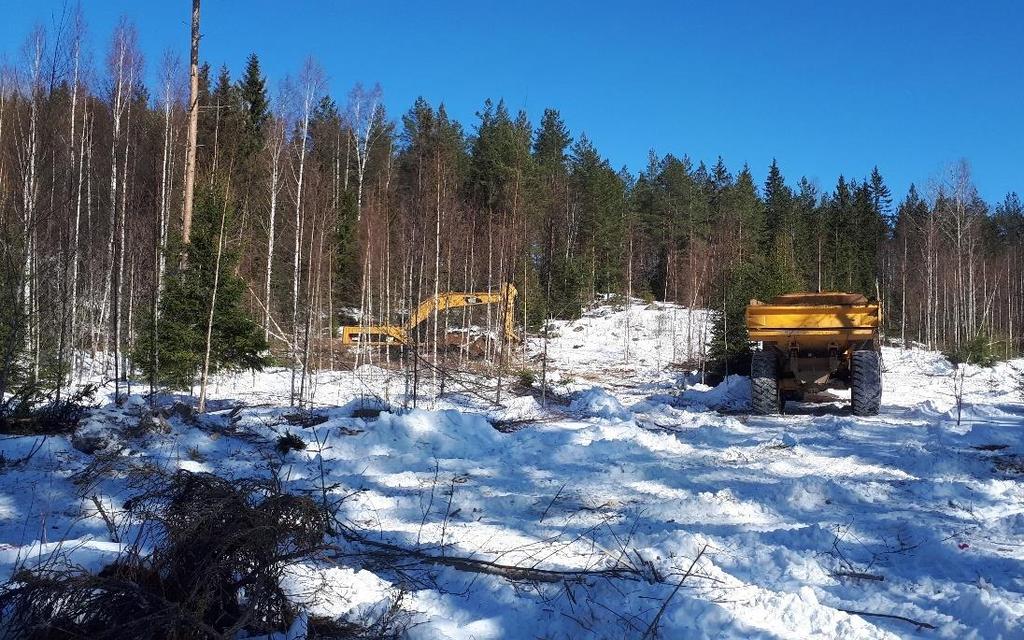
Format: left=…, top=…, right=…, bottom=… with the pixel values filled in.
left=0, top=471, right=353, bottom=639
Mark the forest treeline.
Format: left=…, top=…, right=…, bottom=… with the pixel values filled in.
left=1, top=14, right=1022, bottom=398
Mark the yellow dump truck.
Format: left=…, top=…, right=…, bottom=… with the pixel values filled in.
left=745, top=292, right=882, bottom=416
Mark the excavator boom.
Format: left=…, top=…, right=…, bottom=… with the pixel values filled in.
left=339, top=284, right=518, bottom=347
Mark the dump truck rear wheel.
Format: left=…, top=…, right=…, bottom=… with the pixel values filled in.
left=751, top=351, right=781, bottom=415
left=851, top=350, right=882, bottom=416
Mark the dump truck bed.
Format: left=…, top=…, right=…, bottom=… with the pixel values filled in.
left=746, top=292, right=879, bottom=345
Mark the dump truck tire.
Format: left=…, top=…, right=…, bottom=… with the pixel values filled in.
left=751, top=351, right=781, bottom=415
left=851, top=350, right=882, bottom=416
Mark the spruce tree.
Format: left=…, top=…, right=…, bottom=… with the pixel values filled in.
left=852, top=180, right=887, bottom=294
left=994, top=192, right=1024, bottom=241
left=237, top=53, right=269, bottom=164
left=137, top=187, right=268, bottom=390
left=708, top=156, right=732, bottom=216
left=570, top=135, right=627, bottom=299
left=762, top=160, right=786, bottom=251
left=706, top=258, right=766, bottom=380
left=707, top=165, right=769, bottom=380
left=533, top=108, right=571, bottom=168
left=762, top=160, right=802, bottom=292
left=731, top=164, right=764, bottom=259
left=0, top=260, right=27, bottom=396
left=469, top=99, right=533, bottom=218
left=196, top=62, right=213, bottom=167
left=868, top=166, right=894, bottom=229
left=793, top=178, right=822, bottom=288
left=532, top=108, right=573, bottom=321
left=211, top=65, right=242, bottom=165
left=637, top=153, right=707, bottom=301
left=824, top=176, right=854, bottom=290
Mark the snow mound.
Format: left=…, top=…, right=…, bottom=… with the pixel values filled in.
left=535, top=301, right=711, bottom=380
left=489, top=395, right=546, bottom=423
left=336, top=395, right=392, bottom=417
left=362, top=409, right=503, bottom=457
left=570, top=387, right=632, bottom=421
left=681, top=374, right=751, bottom=411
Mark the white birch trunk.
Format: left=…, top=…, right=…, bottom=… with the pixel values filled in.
left=264, top=120, right=284, bottom=341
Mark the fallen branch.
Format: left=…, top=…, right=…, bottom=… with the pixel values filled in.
left=839, top=608, right=936, bottom=630
left=539, top=482, right=566, bottom=523
left=1, top=436, right=47, bottom=467
left=331, top=531, right=640, bottom=585
left=244, top=281, right=295, bottom=349
left=90, top=495, right=120, bottom=543
left=830, top=570, right=884, bottom=582
left=641, top=544, right=708, bottom=640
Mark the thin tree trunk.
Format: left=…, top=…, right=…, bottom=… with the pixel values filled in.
left=70, top=105, right=88, bottom=381
left=181, top=0, right=201, bottom=250
left=198, top=191, right=229, bottom=413
left=108, top=31, right=128, bottom=400
left=290, top=70, right=316, bottom=405
left=264, top=122, right=283, bottom=341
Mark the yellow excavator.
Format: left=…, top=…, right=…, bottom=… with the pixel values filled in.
left=339, top=283, right=518, bottom=347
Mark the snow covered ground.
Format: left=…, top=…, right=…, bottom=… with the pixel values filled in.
left=2, top=302, right=1023, bottom=638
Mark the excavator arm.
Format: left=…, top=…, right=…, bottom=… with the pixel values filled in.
left=339, top=283, right=518, bottom=346
left=405, top=283, right=517, bottom=342
left=338, top=324, right=406, bottom=345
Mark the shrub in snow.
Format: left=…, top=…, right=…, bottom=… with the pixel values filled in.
left=276, top=431, right=308, bottom=455
left=517, top=369, right=536, bottom=388
left=944, top=333, right=1000, bottom=367
left=0, top=383, right=95, bottom=436
left=159, top=401, right=198, bottom=425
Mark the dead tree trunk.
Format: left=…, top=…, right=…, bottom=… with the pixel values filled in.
left=181, top=0, right=201, bottom=250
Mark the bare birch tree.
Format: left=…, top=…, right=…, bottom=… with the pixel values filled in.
left=286, top=58, right=324, bottom=405
left=347, top=83, right=384, bottom=222
left=15, top=26, right=46, bottom=380
left=263, top=114, right=286, bottom=341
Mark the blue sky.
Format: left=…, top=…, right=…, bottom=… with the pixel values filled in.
left=1, top=1, right=1021, bottom=203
